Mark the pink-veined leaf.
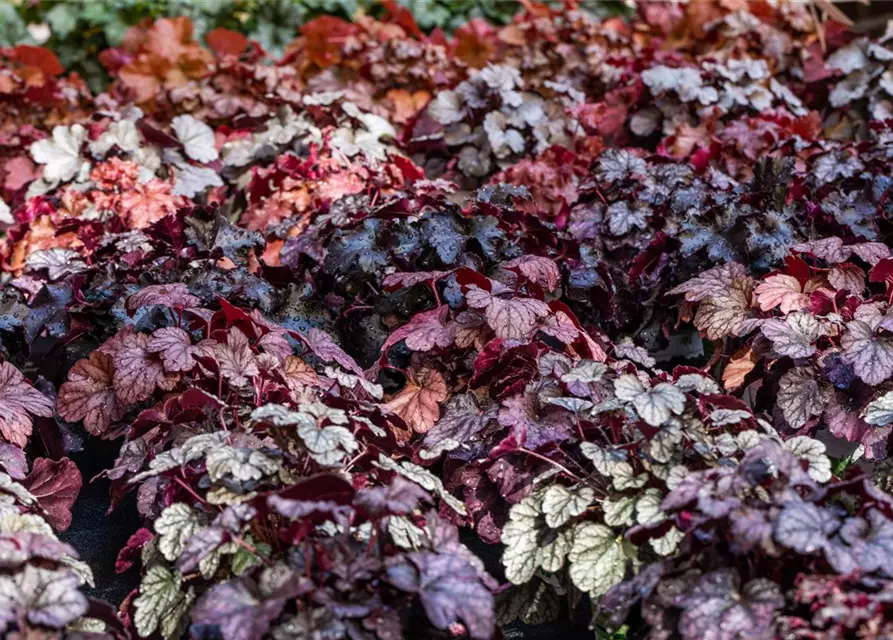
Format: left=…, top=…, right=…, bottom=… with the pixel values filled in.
left=301, top=328, right=364, bottom=375
left=539, top=310, right=581, bottom=344
left=851, top=242, right=891, bottom=266
left=0, top=362, right=53, bottom=447
left=126, top=284, right=200, bottom=315
left=792, top=237, right=850, bottom=264
left=381, top=307, right=454, bottom=362
left=214, top=327, right=260, bottom=388
left=794, top=238, right=891, bottom=266
left=502, top=255, right=560, bottom=291
left=465, top=286, right=549, bottom=341
left=668, top=263, right=749, bottom=302
left=382, top=271, right=452, bottom=291
left=147, top=327, right=197, bottom=372
left=112, top=331, right=171, bottom=405
left=257, top=331, right=293, bottom=362
left=57, top=352, right=125, bottom=435
left=827, top=264, right=865, bottom=294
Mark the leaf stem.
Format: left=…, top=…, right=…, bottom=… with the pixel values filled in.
left=517, top=447, right=583, bottom=482
left=174, top=475, right=214, bottom=509
left=231, top=534, right=272, bottom=566
left=345, top=446, right=367, bottom=471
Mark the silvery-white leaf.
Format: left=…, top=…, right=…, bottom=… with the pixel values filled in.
left=541, top=485, right=593, bottom=528
left=30, top=124, right=88, bottom=183
left=784, top=436, right=832, bottom=483
left=25, top=248, right=87, bottom=280
left=171, top=115, right=218, bottom=163
left=567, top=522, right=629, bottom=597
left=0, top=198, right=11, bottom=225
left=864, top=391, right=893, bottom=426
left=173, top=163, right=223, bottom=197
left=675, top=373, right=721, bottom=395
left=89, top=120, right=141, bottom=157
left=561, top=360, right=607, bottom=385
left=546, top=397, right=593, bottom=413
left=711, top=408, right=753, bottom=426
left=302, top=91, right=343, bottom=106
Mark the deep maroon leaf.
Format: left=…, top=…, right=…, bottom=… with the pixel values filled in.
left=355, top=476, right=431, bottom=517
left=115, top=528, right=154, bottom=574
left=22, top=457, right=82, bottom=531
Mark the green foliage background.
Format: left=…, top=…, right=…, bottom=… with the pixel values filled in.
left=0, top=0, right=628, bottom=92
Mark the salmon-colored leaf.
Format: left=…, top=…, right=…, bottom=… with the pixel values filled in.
left=722, top=346, right=757, bottom=391
left=385, top=367, right=449, bottom=436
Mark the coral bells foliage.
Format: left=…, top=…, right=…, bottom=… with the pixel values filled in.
left=0, top=444, right=115, bottom=637
left=10, top=1, right=893, bottom=639
left=97, top=300, right=497, bottom=640
left=601, top=440, right=893, bottom=639
left=668, top=239, right=893, bottom=459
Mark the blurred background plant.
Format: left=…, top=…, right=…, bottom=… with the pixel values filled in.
left=0, top=0, right=630, bottom=93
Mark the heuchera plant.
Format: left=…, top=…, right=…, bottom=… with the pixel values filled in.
left=601, top=440, right=893, bottom=638
left=668, top=238, right=893, bottom=459
left=6, top=1, right=893, bottom=639
left=0, top=432, right=119, bottom=637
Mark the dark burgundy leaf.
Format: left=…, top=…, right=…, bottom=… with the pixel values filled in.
left=115, top=528, right=154, bottom=574
left=355, top=477, right=431, bottom=517
left=22, top=457, right=82, bottom=531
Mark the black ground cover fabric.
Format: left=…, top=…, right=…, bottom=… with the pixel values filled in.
left=60, top=441, right=140, bottom=605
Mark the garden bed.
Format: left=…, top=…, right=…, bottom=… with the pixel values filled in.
left=2, top=2, right=893, bottom=639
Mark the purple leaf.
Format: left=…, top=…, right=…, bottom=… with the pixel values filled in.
left=386, top=551, right=495, bottom=640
